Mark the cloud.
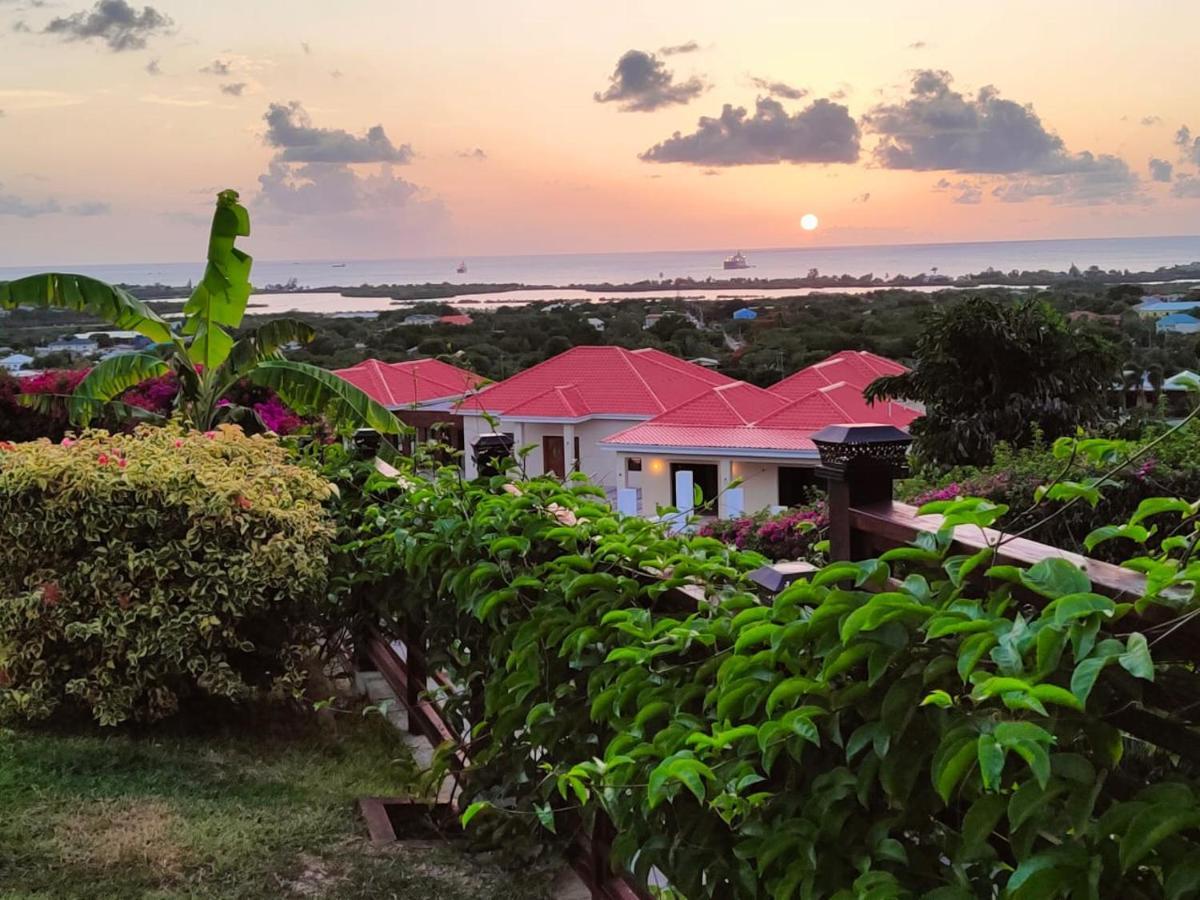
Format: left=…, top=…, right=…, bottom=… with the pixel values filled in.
left=934, top=177, right=983, bottom=204
left=1172, top=176, right=1200, bottom=199
left=1141, top=115, right=1162, bottom=126
left=200, top=59, right=231, bottom=75
left=263, top=101, right=412, bottom=164
left=660, top=40, right=699, bottom=56
left=594, top=49, right=706, bottom=112
left=749, top=77, right=806, bottom=100
left=43, top=0, right=172, bottom=52
left=139, top=93, right=211, bottom=107
left=144, top=57, right=160, bottom=75
left=254, top=102, right=440, bottom=229
left=639, top=96, right=860, bottom=166
left=908, top=40, right=927, bottom=49
left=0, top=88, right=86, bottom=110
left=257, top=161, right=426, bottom=216
left=220, top=82, right=246, bottom=97
left=458, top=148, right=487, bottom=160
left=1176, top=125, right=1200, bottom=166
left=867, top=70, right=1140, bottom=203
left=0, top=185, right=108, bottom=217
left=1149, top=158, right=1173, bottom=182
left=0, top=187, right=58, bottom=217
left=66, top=200, right=110, bottom=215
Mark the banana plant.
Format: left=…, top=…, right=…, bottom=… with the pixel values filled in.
left=0, top=189, right=400, bottom=434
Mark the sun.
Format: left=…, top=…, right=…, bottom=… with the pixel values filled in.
left=800, top=213, right=819, bottom=231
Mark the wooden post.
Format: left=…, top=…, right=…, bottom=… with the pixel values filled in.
left=812, top=424, right=912, bottom=562
left=404, top=614, right=425, bottom=736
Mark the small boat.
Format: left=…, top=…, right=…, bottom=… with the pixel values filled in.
left=331, top=263, right=347, bottom=268
left=456, top=261, right=468, bottom=274
left=723, top=251, right=751, bottom=270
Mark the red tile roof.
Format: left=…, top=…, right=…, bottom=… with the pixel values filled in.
left=604, top=352, right=919, bottom=455
left=438, top=314, right=473, bottom=326
left=756, top=381, right=921, bottom=430
left=770, top=350, right=907, bottom=400
left=334, top=358, right=484, bottom=408
left=460, top=346, right=734, bottom=419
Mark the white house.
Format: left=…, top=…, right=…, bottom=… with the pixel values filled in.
left=458, top=346, right=735, bottom=495
left=603, top=372, right=920, bottom=518
left=0, top=353, right=34, bottom=374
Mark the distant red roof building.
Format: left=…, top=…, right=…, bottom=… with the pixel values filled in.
left=460, top=346, right=734, bottom=420
left=334, top=358, right=484, bottom=409
left=769, top=350, right=906, bottom=400
left=438, top=314, right=474, bottom=326
left=604, top=352, right=919, bottom=457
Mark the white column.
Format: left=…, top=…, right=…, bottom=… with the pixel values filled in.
left=717, top=458, right=734, bottom=517
left=563, top=423, right=577, bottom=473
left=672, top=468, right=694, bottom=532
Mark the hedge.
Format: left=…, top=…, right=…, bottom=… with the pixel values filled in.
left=0, top=425, right=335, bottom=725
left=330, top=442, right=1200, bottom=898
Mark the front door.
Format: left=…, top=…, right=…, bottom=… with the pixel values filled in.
left=543, top=435, right=565, bottom=478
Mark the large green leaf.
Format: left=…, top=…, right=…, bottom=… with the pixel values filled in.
left=245, top=359, right=402, bottom=434
left=225, top=318, right=317, bottom=377
left=65, top=351, right=172, bottom=425
left=182, top=189, right=253, bottom=369
left=0, top=274, right=172, bottom=344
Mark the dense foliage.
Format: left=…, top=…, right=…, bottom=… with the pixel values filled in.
left=0, top=426, right=335, bottom=725
left=698, top=505, right=827, bottom=562
left=327, top=441, right=1200, bottom=898
left=0, top=369, right=88, bottom=442
left=868, top=297, right=1119, bottom=468
left=899, top=422, right=1200, bottom=561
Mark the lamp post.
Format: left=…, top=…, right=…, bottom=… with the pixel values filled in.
left=812, top=423, right=912, bottom=561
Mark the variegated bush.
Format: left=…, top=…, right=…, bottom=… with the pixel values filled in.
left=0, top=425, right=335, bottom=725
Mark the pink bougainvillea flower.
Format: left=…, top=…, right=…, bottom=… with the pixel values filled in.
left=60, top=438, right=76, bottom=448
left=117, top=458, right=128, bottom=469
left=0, top=441, right=13, bottom=452
left=235, top=494, right=253, bottom=510
left=174, top=439, right=184, bottom=448
left=204, top=431, right=218, bottom=440
left=97, top=453, right=110, bottom=465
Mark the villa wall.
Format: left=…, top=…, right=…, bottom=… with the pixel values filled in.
left=629, top=454, right=788, bottom=518
left=462, top=415, right=634, bottom=491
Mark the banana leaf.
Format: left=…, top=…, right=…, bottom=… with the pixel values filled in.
left=65, top=351, right=171, bottom=425
left=183, top=189, right=253, bottom=369
left=0, top=274, right=173, bottom=344
left=245, top=360, right=403, bottom=434
left=226, top=318, right=317, bottom=377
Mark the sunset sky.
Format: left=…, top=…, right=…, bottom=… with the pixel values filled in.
left=1, top=0, right=1197, bottom=265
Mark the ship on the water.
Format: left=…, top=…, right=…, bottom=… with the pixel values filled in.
left=723, top=251, right=751, bottom=270
left=456, top=261, right=468, bottom=273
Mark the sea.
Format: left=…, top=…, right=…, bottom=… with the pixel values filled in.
left=2, top=234, right=1198, bottom=315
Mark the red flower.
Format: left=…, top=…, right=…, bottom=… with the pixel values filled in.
left=41, top=581, right=61, bottom=607
left=236, top=494, right=252, bottom=510
left=174, top=439, right=184, bottom=448
left=0, top=441, right=14, bottom=451
left=97, top=453, right=110, bottom=465
left=117, top=458, right=128, bottom=469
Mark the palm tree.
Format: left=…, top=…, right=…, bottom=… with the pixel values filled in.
left=0, top=189, right=399, bottom=434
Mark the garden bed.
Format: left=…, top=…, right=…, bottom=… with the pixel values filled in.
left=0, top=706, right=559, bottom=899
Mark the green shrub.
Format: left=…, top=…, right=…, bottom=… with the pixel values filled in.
left=0, top=425, right=335, bottom=725
left=327, top=441, right=1200, bottom=898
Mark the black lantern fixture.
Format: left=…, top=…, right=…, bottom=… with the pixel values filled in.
left=811, top=423, right=912, bottom=476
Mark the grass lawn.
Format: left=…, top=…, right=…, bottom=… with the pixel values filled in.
left=0, top=706, right=558, bottom=900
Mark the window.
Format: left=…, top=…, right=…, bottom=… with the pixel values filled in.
left=778, top=465, right=818, bottom=507
left=626, top=457, right=643, bottom=472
